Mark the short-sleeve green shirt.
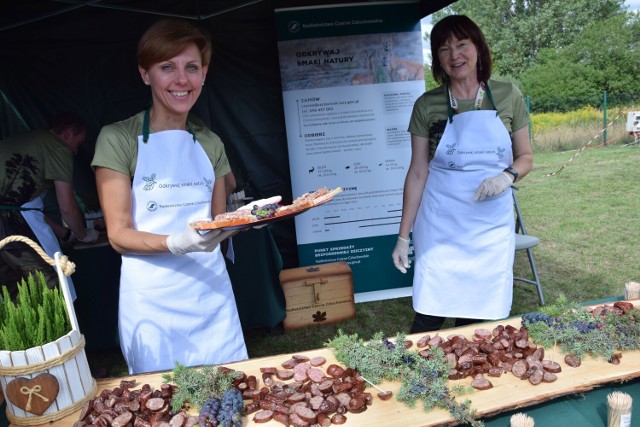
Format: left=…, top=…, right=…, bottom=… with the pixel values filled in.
left=408, top=79, right=530, bottom=160
left=91, top=111, right=231, bottom=179
left=0, top=130, right=73, bottom=206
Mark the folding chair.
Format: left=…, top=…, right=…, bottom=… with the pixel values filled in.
left=513, top=188, right=545, bottom=305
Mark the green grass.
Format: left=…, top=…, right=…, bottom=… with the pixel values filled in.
left=246, top=142, right=640, bottom=359
left=87, top=140, right=640, bottom=378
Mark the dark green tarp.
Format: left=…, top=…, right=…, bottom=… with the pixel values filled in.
left=0, top=0, right=454, bottom=267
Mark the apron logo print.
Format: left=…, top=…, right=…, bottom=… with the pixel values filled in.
left=446, top=143, right=457, bottom=155
left=147, top=201, right=158, bottom=212
left=496, top=147, right=505, bottom=159
left=203, top=177, right=213, bottom=192
left=142, top=173, right=157, bottom=191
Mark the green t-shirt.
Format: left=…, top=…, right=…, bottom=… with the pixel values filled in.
left=0, top=130, right=73, bottom=206
left=91, top=111, right=231, bottom=179
left=408, top=79, right=530, bottom=160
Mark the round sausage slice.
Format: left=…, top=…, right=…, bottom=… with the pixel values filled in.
left=253, top=410, right=274, bottom=423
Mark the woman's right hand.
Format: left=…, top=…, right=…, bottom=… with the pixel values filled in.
left=392, top=236, right=411, bottom=274
left=167, top=227, right=233, bottom=255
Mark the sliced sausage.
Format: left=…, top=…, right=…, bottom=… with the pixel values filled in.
left=318, top=398, right=337, bottom=414
left=331, top=413, right=347, bottom=424
left=111, top=412, right=132, bottom=427
left=348, top=395, right=366, bottom=411
left=542, top=360, right=562, bottom=373
left=286, top=392, right=307, bottom=403
left=528, top=367, right=544, bottom=385
left=416, top=334, right=431, bottom=348
left=283, top=358, right=301, bottom=369
left=317, top=413, right=332, bottom=427
left=564, top=354, right=582, bottom=368
left=168, top=413, right=186, bottom=427
left=325, top=364, right=344, bottom=378
left=289, top=412, right=310, bottom=427
left=318, top=379, right=335, bottom=393
left=307, top=368, right=326, bottom=383
left=272, top=412, right=290, bottom=426
left=276, top=370, right=294, bottom=381
left=294, top=405, right=317, bottom=424
left=487, top=367, right=502, bottom=377
left=309, top=356, right=326, bottom=367
left=474, top=328, right=492, bottom=340
left=253, top=410, right=274, bottom=423
left=511, top=360, right=529, bottom=378
left=377, top=391, right=393, bottom=401
left=471, top=374, right=493, bottom=390
left=308, top=395, right=324, bottom=411
left=145, top=398, right=165, bottom=412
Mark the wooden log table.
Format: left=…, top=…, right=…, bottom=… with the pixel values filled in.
left=9, top=300, right=640, bottom=426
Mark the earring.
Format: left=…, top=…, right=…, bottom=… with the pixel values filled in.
left=144, top=80, right=150, bottom=85
left=478, top=58, right=483, bottom=71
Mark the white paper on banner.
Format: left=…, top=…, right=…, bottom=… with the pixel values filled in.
left=282, top=82, right=422, bottom=244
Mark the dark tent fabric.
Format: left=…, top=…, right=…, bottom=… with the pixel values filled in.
left=0, top=0, right=455, bottom=268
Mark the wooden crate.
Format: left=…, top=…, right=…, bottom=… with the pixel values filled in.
left=280, top=262, right=355, bottom=330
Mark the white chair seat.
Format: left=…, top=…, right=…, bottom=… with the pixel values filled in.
left=515, top=234, right=539, bottom=251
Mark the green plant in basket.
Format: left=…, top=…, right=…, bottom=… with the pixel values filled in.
left=0, top=271, right=71, bottom=351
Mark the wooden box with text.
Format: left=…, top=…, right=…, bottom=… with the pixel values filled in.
left=280, top=261, right=355, bottom=330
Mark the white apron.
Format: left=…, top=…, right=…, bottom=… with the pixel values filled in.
left=119, top=128, right=247, bottom=374
left=412, top=108, right=515, bottom=319
left=20, top=196, right=76, bottom=300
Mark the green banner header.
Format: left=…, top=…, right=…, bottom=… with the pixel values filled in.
left=275, top=2, right=421, bottom=41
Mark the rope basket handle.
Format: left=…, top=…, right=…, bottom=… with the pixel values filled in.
left=0, top=235, right=80, bottom=331
left=0, top=236, right=75, bottom=276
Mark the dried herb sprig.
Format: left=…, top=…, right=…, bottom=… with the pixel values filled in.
left=162, top=362, right=236, bottom=412
left=523, top=296, right=640, bottom=361
left=326, top=330, right=482, bottom=426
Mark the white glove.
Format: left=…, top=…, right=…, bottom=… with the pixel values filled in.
left=77, top=228, right=99, bottom=243
left=392, top=236, right=411, bottom=274
left=474, top=172, right=514, bottom=201
left=167, top=227, right=230, bottom=255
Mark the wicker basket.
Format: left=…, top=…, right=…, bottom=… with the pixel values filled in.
left=0, top=236, right=96, bottom=426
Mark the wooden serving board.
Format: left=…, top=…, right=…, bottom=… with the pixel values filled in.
left=18, top=300, right=640, bottom=427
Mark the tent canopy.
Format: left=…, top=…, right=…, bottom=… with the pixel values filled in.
left=0, top=0, right=455, bottom=267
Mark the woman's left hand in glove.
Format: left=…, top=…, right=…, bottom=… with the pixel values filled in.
left=474, top=172, right=514, bottom=201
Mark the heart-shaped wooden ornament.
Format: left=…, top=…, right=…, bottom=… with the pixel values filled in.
left=6, top=373, right=59, bottom=415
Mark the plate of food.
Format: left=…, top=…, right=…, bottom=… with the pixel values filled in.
left=190, top=187, right=343, bottom=231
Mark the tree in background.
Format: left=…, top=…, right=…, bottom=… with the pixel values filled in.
left=520, top=13, right=640, bottom=110
left=427, top=0, right=639, bottom=111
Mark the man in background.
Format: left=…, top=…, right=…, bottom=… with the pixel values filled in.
left=0, top=111, right=98, bottom=298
